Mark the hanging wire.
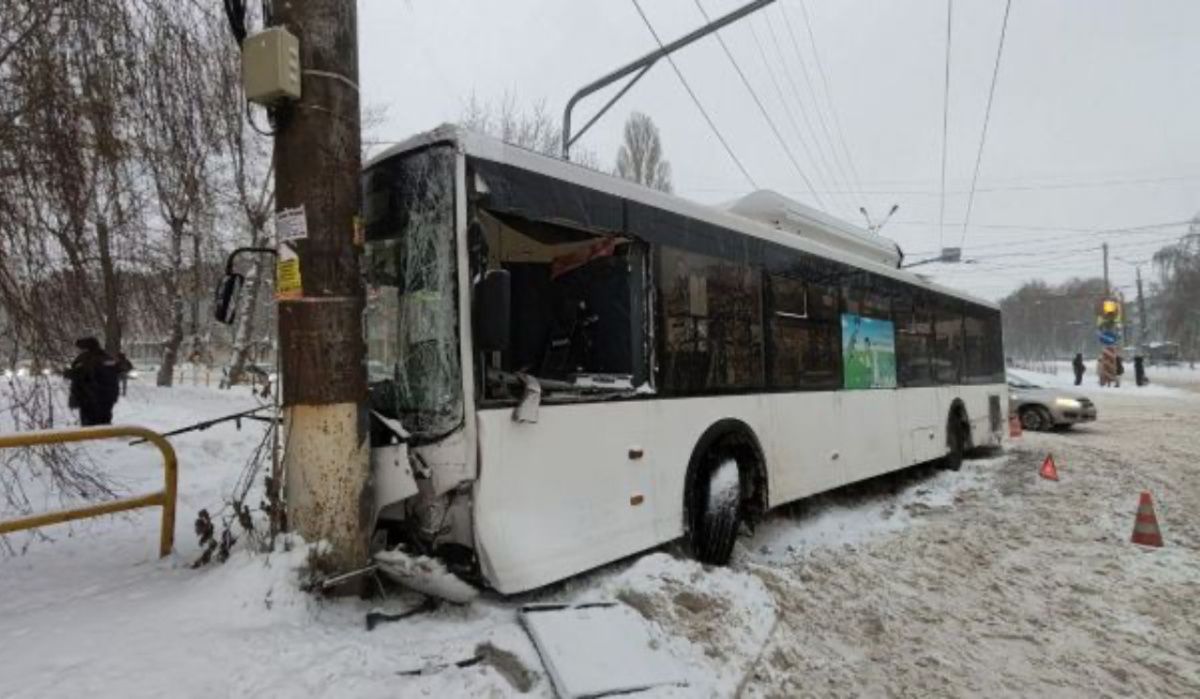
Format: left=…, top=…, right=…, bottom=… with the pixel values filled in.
left=937, top=0, right=954, bottom=251
left=630, top=0, right=759, bottom=190
left=958, top=0, right=1015, bottom=250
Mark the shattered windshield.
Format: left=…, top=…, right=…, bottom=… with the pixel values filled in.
left=363, top=146, right=462, bottom=436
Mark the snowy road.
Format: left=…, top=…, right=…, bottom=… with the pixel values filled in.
left=1, top=376, right=1198, bottom=697
left=738, top=385, right=1200, bottom=697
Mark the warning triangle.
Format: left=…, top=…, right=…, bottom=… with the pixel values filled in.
left=1039, top=454, right=1059, bottom=481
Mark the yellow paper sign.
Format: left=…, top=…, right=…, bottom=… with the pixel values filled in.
left=276, top=246, right=302, bottom=299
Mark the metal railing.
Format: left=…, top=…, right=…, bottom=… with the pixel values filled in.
left=0, top=425, right=177, bottom=557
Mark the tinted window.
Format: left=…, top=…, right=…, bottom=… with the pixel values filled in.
left=895, top=293, right=935, bottom=387
left=768, top=274, right=841, bottom=390
left=934, top=300, right=964, bottom=384
left=660, top=247, right=764, bottom=393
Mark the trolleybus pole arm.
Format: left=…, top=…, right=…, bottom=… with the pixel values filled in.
left=562, top=0, right=776, bottom=159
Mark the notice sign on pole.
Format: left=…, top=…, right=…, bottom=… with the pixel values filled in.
left=276, top=205, right=308, bottom=242
left=276, top=242, right=302, bottom=299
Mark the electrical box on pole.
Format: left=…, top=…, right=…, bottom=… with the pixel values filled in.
left=241, top=27, right=302, bottom=105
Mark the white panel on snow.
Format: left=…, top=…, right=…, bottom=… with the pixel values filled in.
left=519, top=602, right=688, bottom=698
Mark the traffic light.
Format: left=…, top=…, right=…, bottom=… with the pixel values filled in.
left=1096, top=297, right=1122, bottom=345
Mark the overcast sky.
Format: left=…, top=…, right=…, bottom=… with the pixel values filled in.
left=359, top=0, right=1200, bottom=301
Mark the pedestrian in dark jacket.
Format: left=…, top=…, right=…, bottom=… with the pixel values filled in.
left=64, top=337, right=121, bottom=426
left=1134, top=355, right=1147, bottom=386
left=115, top=351, right=133, bottom=396
left=1115, top=355, right=1125, bottom=387
left=1072, top=353, right=1085, bottom=386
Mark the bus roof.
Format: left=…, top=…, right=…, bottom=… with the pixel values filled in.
left=366, top=124, right=999, bottom=310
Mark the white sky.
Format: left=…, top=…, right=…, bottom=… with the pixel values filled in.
left=359, top=0, right=1200, bottom=301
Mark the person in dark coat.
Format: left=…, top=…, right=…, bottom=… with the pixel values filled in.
left=115, top=351, right=133, bottom=396
left=1115, top=354, right=1125, bottom=387
left=64, top=337, right=121, bottom=426
left=1072, top=353, right=1085, bottom=386
left=1134, top=355, right=1147, bottom=386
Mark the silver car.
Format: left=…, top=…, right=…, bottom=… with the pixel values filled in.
left=1008, top=373, right=1097, bottom=432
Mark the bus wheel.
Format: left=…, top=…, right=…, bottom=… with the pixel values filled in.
left=692, top=455, right=742, bottom=565
left=943, top=421, right=966, bottom=472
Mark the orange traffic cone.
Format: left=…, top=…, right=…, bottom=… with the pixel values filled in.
left=1039, top=454, right=1059, bottom=481
left=1009, top=414, right=1022, bottom=438
left=1131, top=491, right=1164, bottom=547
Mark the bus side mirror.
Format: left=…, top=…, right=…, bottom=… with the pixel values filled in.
left=475, top=269, right=511, bottom=352
left=214, top=273, right=244, bottom=325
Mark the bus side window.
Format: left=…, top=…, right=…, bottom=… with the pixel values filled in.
left=934, top=302, right=965, bottom=384
left=896, top=296, right=935, bottom=387
left=767, top=274, right=839, bottom=390
left=660, top=246, right=764, bottom=394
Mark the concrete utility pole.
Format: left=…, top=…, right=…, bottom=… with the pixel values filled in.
left=271, top=2, right=370, bottom=577
left=1102, top=242, right=1110, bottom=295
left=1136, top=266, right=1148, bottom=346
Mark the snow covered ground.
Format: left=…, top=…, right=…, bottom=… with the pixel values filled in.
left=2, top=373, right=1198, bottom=697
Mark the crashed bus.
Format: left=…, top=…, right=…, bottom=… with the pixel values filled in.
left=361, top=125, right=1006, bottom=595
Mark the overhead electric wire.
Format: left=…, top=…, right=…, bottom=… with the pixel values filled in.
left=793, top=0, right=866, bottom=201
left=958, top=0, right=1014, bottom=250
left=692, top=0, right=826, bottom=210
left=745, top=15, right=853, bottom=217
left=630, top=0, right=759, bottom=189
left=757, top=11, right=858, bottom=217
left=774, top=2, right=862, bottom=210
left=937, top=0, right=954, bottom=252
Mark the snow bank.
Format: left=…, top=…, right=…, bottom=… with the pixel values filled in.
left=745, top=455, right=1001, bottom=565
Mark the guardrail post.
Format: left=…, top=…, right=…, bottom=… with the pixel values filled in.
left=0, top=425, right=178, bottom=558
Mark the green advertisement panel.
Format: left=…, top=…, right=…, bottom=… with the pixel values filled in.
left=841, top=313, right=897, bottom=389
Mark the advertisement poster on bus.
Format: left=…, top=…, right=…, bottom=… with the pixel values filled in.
left=841, top=314, right=897, bottom=389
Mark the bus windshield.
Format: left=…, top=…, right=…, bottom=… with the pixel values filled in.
left=363, top=146, right=462, bottom=437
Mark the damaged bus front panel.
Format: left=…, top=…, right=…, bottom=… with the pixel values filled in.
left=363, top=140, right=663, bottom=591
left=363, top=143, right=479, bottom=580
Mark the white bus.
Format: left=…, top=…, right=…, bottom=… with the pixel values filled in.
left=363, top=125, right=1006, bottom=594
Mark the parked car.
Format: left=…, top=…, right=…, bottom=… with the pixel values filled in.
left=1007, top=373, right=1097, bottom=431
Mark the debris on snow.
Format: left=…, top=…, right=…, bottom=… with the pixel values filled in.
left=375, top=548, right=480, bottom=604
left=519, top=601, right=689, bottom=698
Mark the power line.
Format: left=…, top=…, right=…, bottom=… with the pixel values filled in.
left=937, top=0, right=954, bottom=251
left=958, top=0, right=1014, bottom=250
left=676, top=171, right=1200, bottom=195
left=630, top=0, right=758, bottom=189
left=793, top=0, right=866, bottom=201
left=896, top=218, right=1192, bottom=238
left=692, top=0, right=825, bottom=209
left=763, top=5, right=859, bottom=213
left=745, top=15, right=853, bottom=217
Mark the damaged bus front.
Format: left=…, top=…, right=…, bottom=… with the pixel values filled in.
left=363, top=133, right=655, bottom=593
left=363, top=142, right=480, bottom=583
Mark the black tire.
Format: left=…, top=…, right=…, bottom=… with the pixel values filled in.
left=1019, top=406, right=1045, bottom=432
left=692, top=456, right=742, bottom=565
left=943, top=420, right=965, bottom=471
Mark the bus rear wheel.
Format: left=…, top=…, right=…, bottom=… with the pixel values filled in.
left=943, top=421, right=966, bottom=472
left=691, top=455, right=742, bottom=565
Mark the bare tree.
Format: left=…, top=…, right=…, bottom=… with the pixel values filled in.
left=134, top=0, right=226, bottom=386
left=615, top=111, right=673, bottom=193
left=0, top=0, right=143, bottom=361
left=1152, top=215, right=1200, bottom=359
left=460, top=91, right=601, bottom=169
left=1000, top=277, right=1108, bottom=361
